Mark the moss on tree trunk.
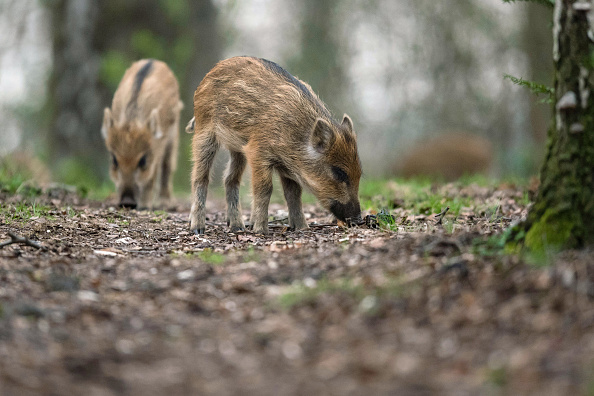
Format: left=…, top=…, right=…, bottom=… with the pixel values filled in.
left=515, top=0, right=594, bottom=251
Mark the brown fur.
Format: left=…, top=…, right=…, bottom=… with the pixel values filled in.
left=394, top=132, right=493, bottom=181
left=102, top=59, right=183, bottom=209
left=189, top=56, right=362, bottom=234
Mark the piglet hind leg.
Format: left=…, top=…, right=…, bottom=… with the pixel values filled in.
left=224, top=150, right=247, bottom=232
left=248, top=161, right=273, bottom=235
left=280, top=175, right=308, bottom=230
left=189, top=129, right=219, bottom=234
left=159, top=133, right=178, bottom=208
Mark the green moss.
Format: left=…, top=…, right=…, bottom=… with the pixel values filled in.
left=524, top=209, right=574, bottom=253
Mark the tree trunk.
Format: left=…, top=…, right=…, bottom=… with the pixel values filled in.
left=523, top=4, right=553, bottom=146
left=517, top=0, right=594, bottom=251
left=288, top=0, right=348, bottom=114
left=48, top=0, right=104, bottom=179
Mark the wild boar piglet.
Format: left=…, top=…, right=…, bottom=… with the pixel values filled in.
left=102, top=59, right=183, bottom=209
left=188, top=56, right=362, bottom=234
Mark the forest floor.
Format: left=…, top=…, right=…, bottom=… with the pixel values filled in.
left=0, top=179, right=593, bottom=396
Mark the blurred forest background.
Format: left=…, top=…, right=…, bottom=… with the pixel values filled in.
left=0, top=0, right=552, bottom=194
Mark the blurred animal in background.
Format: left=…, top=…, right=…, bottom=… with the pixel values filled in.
left=188, top=56, right=362, bottom=234
left=101, top=59, right=183, bottom=209
left=393, top=132, right=493, bottom=181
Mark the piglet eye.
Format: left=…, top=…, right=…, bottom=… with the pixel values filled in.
left=331, top=166, right=349, bottom=185
left=138, top=155, right=147, bottom=169
left=111, top=153, right=118, bottom=169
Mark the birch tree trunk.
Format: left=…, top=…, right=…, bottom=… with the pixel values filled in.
left=517, top=0, right=594, bottom=250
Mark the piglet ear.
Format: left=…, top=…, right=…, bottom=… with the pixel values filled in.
left=185, top=116, right=195, bottom=134
left=101, top=108, right=113, bottom=140
left=148, top=108, right=163, bottom=139
left=341, top=114, right=354, bottom=134
left=311, top=118, right=335, bottom=153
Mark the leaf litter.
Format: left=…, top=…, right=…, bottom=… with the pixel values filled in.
left=0, top=182, right=593, bottom=395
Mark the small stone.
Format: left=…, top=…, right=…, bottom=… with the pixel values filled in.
left=115, top=339, right=134, bottom=355
left=303, top=277, right=317, bottom=288
left=94, top=249, right=118, bottom=257
left=177, top=269, right=195, bottom=281
left=562, top=268, right=576, bottom=288
left=282, top=340, right=302, bottom=360
left=224, top=300, right=237, bottom=312
left=77, top=290, right=99, bottom=302
left=359, top=295, right=377, bottom=313
left=111, top=280, right=128, bottom=291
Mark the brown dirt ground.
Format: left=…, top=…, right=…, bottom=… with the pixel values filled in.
left=0, top=184, right=593, bottom=396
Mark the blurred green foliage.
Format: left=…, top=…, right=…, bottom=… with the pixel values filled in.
left=100, top=51, right=131, bottom=92
left=55, top=157, right=111, bottom=199
left=159, top=0, right=191, bottom=23
left=0, top=166, right=27, bottom=195
left=131, top=29, right=166, bottom=60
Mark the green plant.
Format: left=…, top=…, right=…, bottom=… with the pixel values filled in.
left=151, top=210, right=168, bottom=223
left=5, top=201, right=52, bottom=224
left=189, top=248, right=226, bottom=265
left=487, top=366, right=508, bottom=388
left=242, top=245, right=261, bottom=262
left=278, top=276, right=416, bottom=313
left=504, top=74, right=554, bottom=103
left=278, top=278, right=365, bottom=309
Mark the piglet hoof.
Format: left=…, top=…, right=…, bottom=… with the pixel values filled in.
left=229, top=226, right=245, bottom=233
left=251, top=225, right=269, bottom=235
left=192, top=228, right=205, bottom=235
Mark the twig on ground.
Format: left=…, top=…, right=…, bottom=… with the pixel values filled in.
left=0, top=232, right=43, bottom=250
left=308, top=223, right=339, bottom=229
left=435, top=206, right=450, bottom=225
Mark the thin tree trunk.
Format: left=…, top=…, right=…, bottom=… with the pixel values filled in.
left=288, top=0, right=347, bottom=113
left=523, top=4, right=553, bottom=146
left=516, top=0, right=594, bottom=250
left=48, top=0, right=104, bottom=177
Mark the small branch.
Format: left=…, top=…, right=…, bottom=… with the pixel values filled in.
left=308, top=223, right=339, bottom=230
left=0, top=232, right=43, bottom=250
left=435, top=206, right=450, bottom=225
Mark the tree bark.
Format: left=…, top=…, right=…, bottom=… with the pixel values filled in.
left=516, top=0, right=594, bottom=250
